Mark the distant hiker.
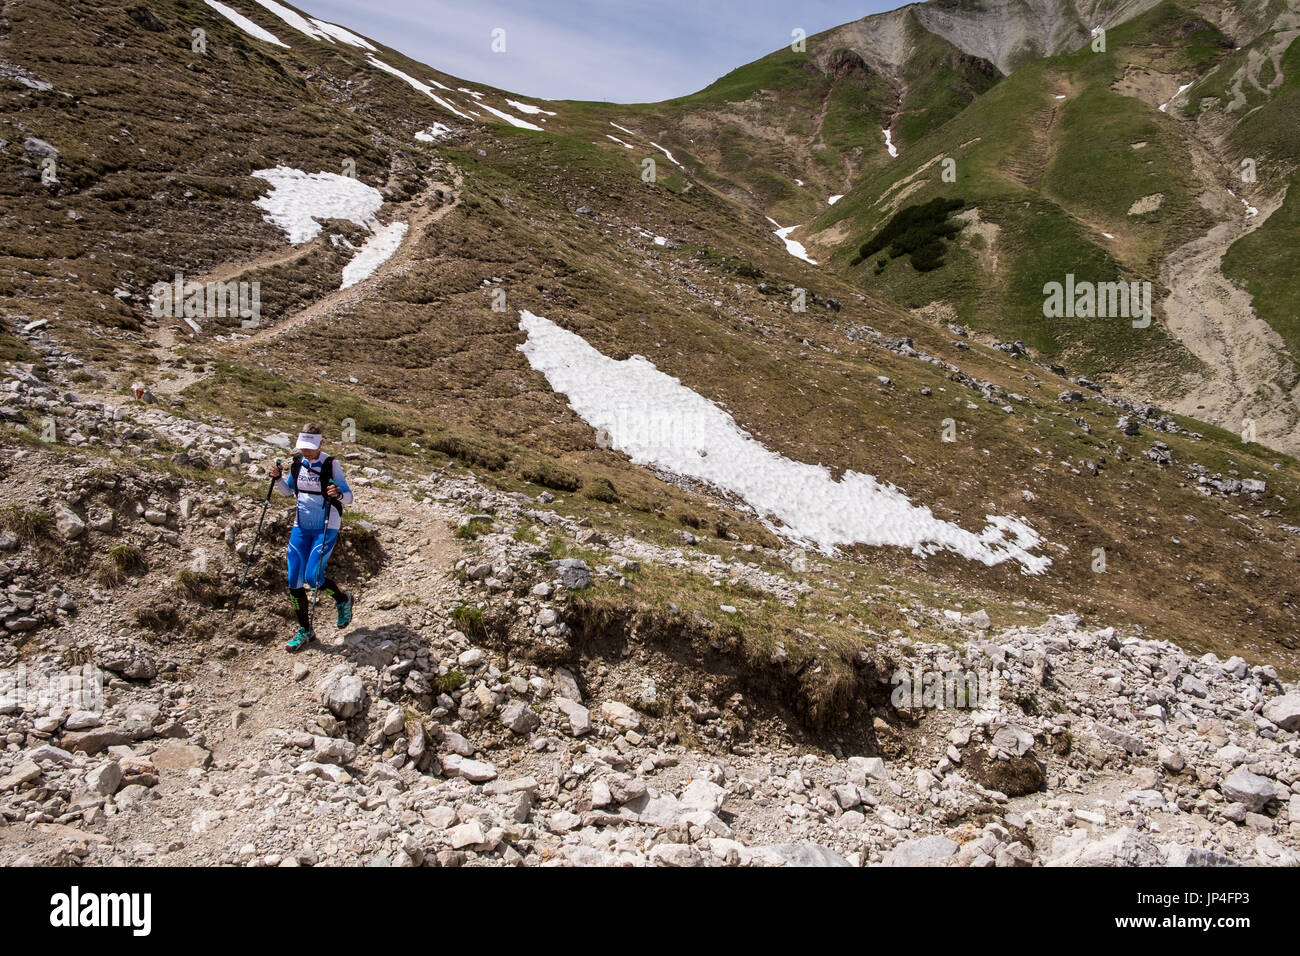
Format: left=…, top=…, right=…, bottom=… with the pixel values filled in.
left=268, top=424, right=354, bottom=651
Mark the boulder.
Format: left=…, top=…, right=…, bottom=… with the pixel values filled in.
left=1220, top=768, right=1277, bottom=812
left=0, top=760, right=42, bottom=791
left=448, top=821, right=487, bottom=850
left=100, top=651, right=157, bottom=681
left=26, top=745, right=74, bottom=766
left=499, top=700, right=540, bottom=736
left=624, top=790, right=683, bottom=827
left=1262, top=693, right=1300, bottom=732
left=880, top=835, right=959, bottom=867
left=86, top=761, right=123, bottom=796
left=1163, top=845, right=1240, bottom=867
left=447, top=757, right=497, bottom=783
left=600, top=700, right=641, bottom=731
left=649, top=843, right=705, bottom=867
left=552, top=558, right=592, bottom=590
left=992, top=723, right=1035, bottom=756
left=555, top=697, right=591, bottom=736
left=54, top=505, right=86, bottom=540
left=63, top=728, right=130, bottom=755
left=767, top=843, right=853, bottom=868
left=1047, top=828, right=1162, bottom=866
left=679, top=779, right=727, bottom=813
left=64, top=710, right=103, bottom=731
left=317, top=665, right=365, bottom=719
left=150, top=740, right=212, bottom=771
left=552, top=667, right=582, bottom=702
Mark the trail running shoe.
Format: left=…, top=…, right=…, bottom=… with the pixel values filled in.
left=286, top=626, right=315, bottom=652
left=336, top=594, right=354, bottom=629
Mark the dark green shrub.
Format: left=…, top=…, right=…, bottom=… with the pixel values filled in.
left=851, top=197, right=966, bottom=271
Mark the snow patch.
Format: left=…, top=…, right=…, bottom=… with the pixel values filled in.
left=251, top=167, right=383, bottom=244
left=1227, top=189, right=1258, bottom=217
left=309, top=17, right=376, bottom=49
left=610, top=122, right=637, bottom=137
left=341, top=222, right=407, bottom=289
left=1159, top=82, right=1193, bottom=113
left=766, top=217, right=817, bottom=265
left=252, top=0, right=329, bottom=40
left=828, top=194, right=844, bottom=205
left=415, top=123, right=453, bottom=142
left=204, top=0, right=289, bottom=47
left=478, top=102, right=543, bottom=131
left=651, top=142, right=682, bottom=167
left=516, top=310, right=1051, bottom=573
left=883, top=128, right=898, bottom=158
left=366, top=57, right=471, bottom=119
left=606, top=135, right=634, bottom=149
left=507, top=98, right=557, bottom=116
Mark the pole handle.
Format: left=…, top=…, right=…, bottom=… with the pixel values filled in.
left=266, top=458, right=282, bottom=500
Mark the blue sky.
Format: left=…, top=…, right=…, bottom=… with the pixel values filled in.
left=301, top=0, right=908, bottom=102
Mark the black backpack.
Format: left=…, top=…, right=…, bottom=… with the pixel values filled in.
left=291, top=453, right=345, bottom=517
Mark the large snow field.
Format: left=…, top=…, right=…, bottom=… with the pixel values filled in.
left=517, top=311, right=1051, bottom=573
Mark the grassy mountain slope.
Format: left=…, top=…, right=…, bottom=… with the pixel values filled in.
left=807, top=0, right=1300, bottom=446
left=557, top=5, right=1000, bottom=225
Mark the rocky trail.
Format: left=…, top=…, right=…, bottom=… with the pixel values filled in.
left=233, top=167, right=462, bottom=349
left=140, top=162, right=462, bottom=389
left=1, top=318, right=1298, bottom=868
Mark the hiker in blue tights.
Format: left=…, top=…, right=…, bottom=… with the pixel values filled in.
left=268, top=424, right=355, bottom=651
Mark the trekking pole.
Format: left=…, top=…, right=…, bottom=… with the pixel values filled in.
left=234, top=459, right=280, bottom=611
